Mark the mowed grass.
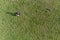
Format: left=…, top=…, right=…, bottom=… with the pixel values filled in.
left=0, top=0, right=60, bottom=40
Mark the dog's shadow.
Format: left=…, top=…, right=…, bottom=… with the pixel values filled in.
left=6, top=12, right=16, bottom=16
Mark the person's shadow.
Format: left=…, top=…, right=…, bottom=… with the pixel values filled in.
left=6, top=12, right=16, bottom=16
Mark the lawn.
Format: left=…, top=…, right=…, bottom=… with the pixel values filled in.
left=0, top=0, right=60, bottom=40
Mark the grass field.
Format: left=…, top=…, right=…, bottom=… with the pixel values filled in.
left=0, top=0, right=60, bottom=40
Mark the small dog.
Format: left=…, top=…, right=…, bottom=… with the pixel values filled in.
left=16, top=11, right=20, bottom=16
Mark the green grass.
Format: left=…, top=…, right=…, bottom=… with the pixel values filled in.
left=0, top=0, right=60, bottom=40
